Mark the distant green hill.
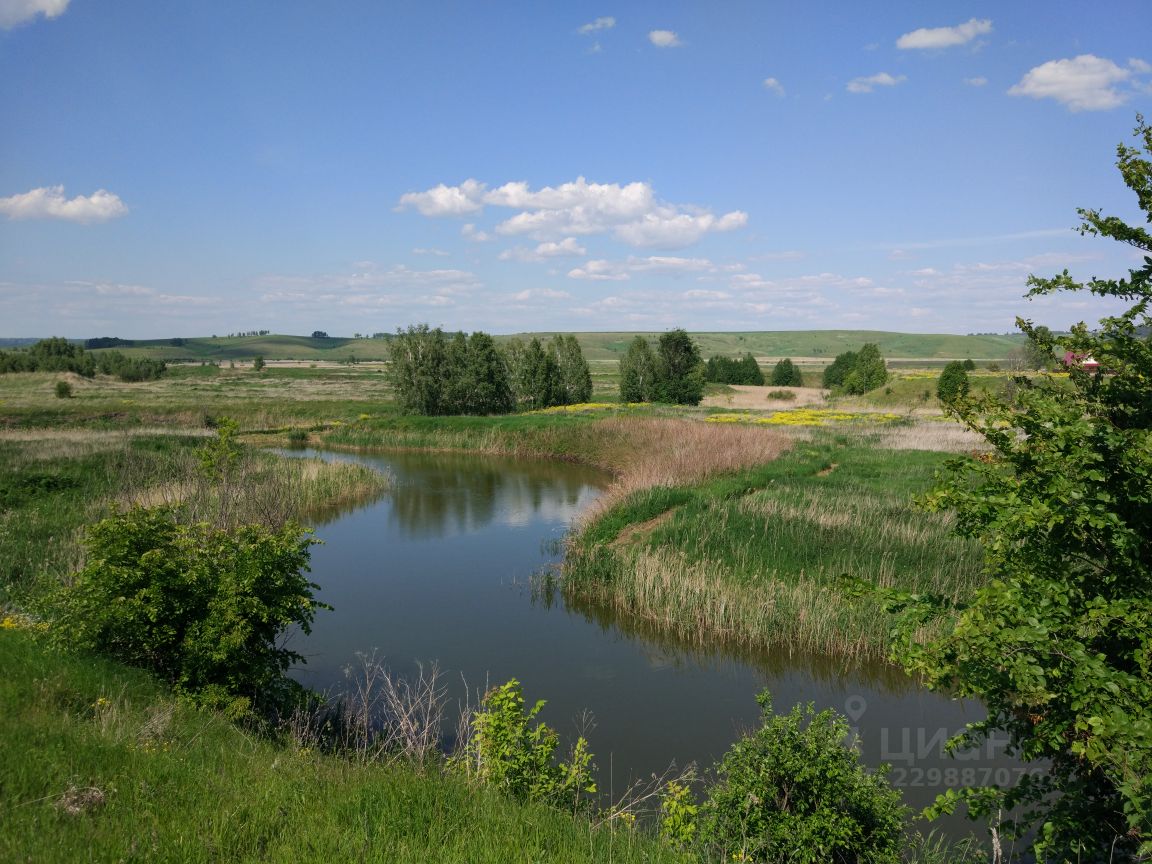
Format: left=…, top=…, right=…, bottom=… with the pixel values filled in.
left=81, top=330, right=1025, bottom=363
left=498, top=330, right=1027, bottom=363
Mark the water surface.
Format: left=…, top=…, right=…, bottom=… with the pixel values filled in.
left=290, top=449, right=1022, bottom=836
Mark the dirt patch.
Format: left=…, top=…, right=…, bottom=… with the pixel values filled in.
left=701, top=385, right=828, bottom=411
left=611, top=506, right=681, bottom=548
left=816, top=462, right=839, bottom=476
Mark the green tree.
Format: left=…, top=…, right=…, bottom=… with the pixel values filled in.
left=895, top=119, right=1152, bottom=860
left=619, top=336, right=658, bottom=402
left=822, top=350, right=858, bottom=389
left=519, top=337, right=562, bottom=409
left=771, top=357, right=803, bottom=387
left=388, top=324, right=449, bottom=415
left=696, top=692, right=905, bottom=863
left=654, top=328, right=704, bottom=405
left=252, top=355, right=265, bottom=371
left=458, top=331, right=515, bottom=415
left=935, top=360, right=969, bottom=405
left=551, top=335, right=593, bottom=404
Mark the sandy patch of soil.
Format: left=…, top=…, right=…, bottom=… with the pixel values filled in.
left=701, top=385, right=828, bottom=411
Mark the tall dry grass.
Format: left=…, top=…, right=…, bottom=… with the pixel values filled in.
left=575, top=417, right=792, bottom=521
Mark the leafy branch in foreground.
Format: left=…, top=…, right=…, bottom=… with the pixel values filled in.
left=893, top=117, right=1152, bottom=861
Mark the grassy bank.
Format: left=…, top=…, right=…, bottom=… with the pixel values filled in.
left=561, top=430, right=984, bottom=662
left=0, top=627, right=678, bottom=864
left=0, top=429, right=387, bottom=606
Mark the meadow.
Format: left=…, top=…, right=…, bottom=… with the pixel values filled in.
left=0, top=350, right=1000, bottom=861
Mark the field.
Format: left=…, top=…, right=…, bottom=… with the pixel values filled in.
left=38, top=329, right=1030, bottom=365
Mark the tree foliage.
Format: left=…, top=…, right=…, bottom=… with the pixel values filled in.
left=618, top=335, right=658, bottom=402
left=388, top=325, right=514, bottom=416
left=705, top=353, right=765, bottom=385
left=770, top=357, right=804, bottom=387
left=0, top=338, right=165, bottom=381
left=822, top=344, right=888, bottom=394
left=695, top=692, right=905, bottom=863
left=654, top=328, right=705, bottom=405
left=552, top=334, right=593, bottom=404
left=895, top=118, right=1152, bottom=860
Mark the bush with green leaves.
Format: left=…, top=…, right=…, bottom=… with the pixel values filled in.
left=619, top=335, right=659, bottom=402
left=935, top=361, right=970, bottom=405
left=457, top=678, right=596, bottom=813
left=54, top=380, right=72, bottom=399
left=894, top=117, right=1152, bottom=860
left=654, top=329, right=705, bottom=405
left=696, top=692, right=905, bottom=863
left=53, top=507, right=322, bottom=718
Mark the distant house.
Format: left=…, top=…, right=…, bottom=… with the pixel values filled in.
left=1062, top=350, right=1100, bottom=372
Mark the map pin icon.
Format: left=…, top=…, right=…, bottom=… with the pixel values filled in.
left=844, top=695, right=867, bottom=723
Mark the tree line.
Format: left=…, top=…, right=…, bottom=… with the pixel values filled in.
left=0, top=337, right=167, bottom=382
left=388, top=326, right=592, bottom=416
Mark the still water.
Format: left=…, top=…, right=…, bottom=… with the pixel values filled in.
left=289, top=449, right=1021, bottom=836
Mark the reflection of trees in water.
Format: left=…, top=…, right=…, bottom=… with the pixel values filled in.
left=545, top=578, right=916, bottom=697
left=385, top=452, right=607, bottom=539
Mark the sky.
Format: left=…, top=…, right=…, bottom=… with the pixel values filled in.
left=1, top=1, right=1150, bottom=339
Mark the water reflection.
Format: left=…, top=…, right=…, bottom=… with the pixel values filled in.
left=290, top=448, right=1017, bottom=845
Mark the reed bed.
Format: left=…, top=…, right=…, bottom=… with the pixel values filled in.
left=563, top=438, right=983, bottom=662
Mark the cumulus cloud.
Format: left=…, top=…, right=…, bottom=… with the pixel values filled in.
left=0, top=0, right=69, bottom=28
left=846, top=72, right=906, bottom=94
left=648, top=29, right=681, bottom=48
left=566, top=255, right=717, bottom=281
left=510, top=287, right=570, bottom=301
left=578, top=16, right=614, bottom=35
left=0, top=186, right=128, bottom=223
left=964, top=76, right=988, bottom=87
left=401, top=177, right=747, bottom=249
left=897, top=18, right=992, bottom=50
left=1008, top=54, right=1148, bottom=112
left=762, top=77, right=785, bottom=97
left=396, top=179, right=486, bottom=216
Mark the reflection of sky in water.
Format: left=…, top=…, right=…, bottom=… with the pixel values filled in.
left=288, top=448, right=1022, bottom=845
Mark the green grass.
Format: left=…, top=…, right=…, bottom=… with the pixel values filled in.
left=0, top=628, right=679, bottom=864
left=563, top=432, right=984, bottom=660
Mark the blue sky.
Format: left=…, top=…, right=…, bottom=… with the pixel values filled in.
left=1, top=1, right=1150, bottom=338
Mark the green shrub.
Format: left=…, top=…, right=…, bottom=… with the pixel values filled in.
left=765, top=389, right=796, bottom=401
left=52, top=507, right=322, bottom=718
left=936, top=361, right=970, bottom=405
left=696, top=692, right=905, bottom=864
left=54, top=380, right=72, bottom=399
left=458, top=679, right=596, bottom=812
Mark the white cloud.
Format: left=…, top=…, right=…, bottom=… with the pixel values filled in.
left=412, top=247, right=450, bottom=257
left=648, top=30, right=681, bottom=48
left=510, top=288, right=570, bottom=301
left=396, top=179, right=486, bottom=216
left=897, top=18, right=992, bottom=50
left=762, top=77, right=785, bottom=97
left=0, top=0, right=69, bottom=28
left=964, top=76, right=988, bottom=87
left=568, top=260, right=631, bottom=281
left=1008, top=54, right=1148, bottom=112
left=499, top=237, right=588, bottom=262
left=846, top=72, right=906, bottom=94
left=0, top=186, right=127, bottom=223
left=578, top=16, right=614, bottom=35
left=461, top=223, right=491, bottom=242
left=402, top=177, right=747, bottom=249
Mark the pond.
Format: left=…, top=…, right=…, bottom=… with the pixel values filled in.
left=288, top=449, right=1025, bottom=839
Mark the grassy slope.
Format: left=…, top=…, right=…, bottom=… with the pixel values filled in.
left=0, top=629, right=676, bottom=864
left=79, top=331, right=1026, bottom=363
